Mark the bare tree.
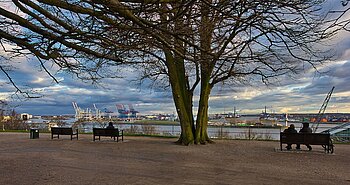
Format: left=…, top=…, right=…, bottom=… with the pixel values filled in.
left=0, top=0, right=345, bottom=145
left=337, top=0, right=350, bottom=31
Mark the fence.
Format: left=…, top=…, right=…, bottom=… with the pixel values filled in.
left=25, top=121, right=350, bottom=142
left=117, top=124, right=350, bottom=142
left=119, top=124, right=282, bottom=140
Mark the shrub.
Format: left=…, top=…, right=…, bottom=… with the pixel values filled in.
left=141, top=125, right=158, bottom=135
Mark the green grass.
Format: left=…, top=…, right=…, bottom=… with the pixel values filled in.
left=0, top=130, right=29, bottom=133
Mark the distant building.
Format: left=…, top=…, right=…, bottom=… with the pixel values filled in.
left=20, top=113, right=33, bottom=120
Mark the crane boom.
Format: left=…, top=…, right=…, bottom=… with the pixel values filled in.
left=311, top=86, right=335, bottom=133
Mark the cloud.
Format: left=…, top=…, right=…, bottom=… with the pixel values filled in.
left=2, top=0, right=350, bottom=116
left=8, top=64, right=350, bottom=116
left=205, top=59, right=350, bottom=115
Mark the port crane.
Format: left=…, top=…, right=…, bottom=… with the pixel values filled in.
left=72, top=102, right=92, bottom=120
left=116, top=104, right=139, bottom=118
left=93, top=104, right=102, bottom=119
left=72, top=102, right=103, bottom=120
left=311, top=86, right=335, bottom=133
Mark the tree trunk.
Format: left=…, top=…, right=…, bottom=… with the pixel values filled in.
left=194, top=1, right=215, bottom=144
left=164, top=50, right=195, bottom=145
left=195, top=73, right=213, bottom=144
left=162, top=1, right=215, bottom=145
left=170, top=74, right=195, bottom=145
left=160, top=5, right=197, bottom=145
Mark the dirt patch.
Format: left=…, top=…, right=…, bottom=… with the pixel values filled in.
left=0, top=132, right=349, bottom=185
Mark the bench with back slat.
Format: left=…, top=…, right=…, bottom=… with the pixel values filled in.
left=51, top=127, right=78, bottom=140
left=93, top=128, right=123, bottom=142
left=280, top=132, right=333, bottom=153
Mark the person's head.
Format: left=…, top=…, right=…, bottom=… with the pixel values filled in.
left=302, top=122, right=309, bottom=128
left=290, top=124, right=295, bottom=129
left=108, top=122, right=113, bottom=127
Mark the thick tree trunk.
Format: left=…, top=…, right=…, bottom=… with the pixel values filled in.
left=195, top=76, right=212, bottom=144
left=193, top=1, right=215, bottom=144
left=161, top=5, right=196, bottom=145
left=162, top=1, right=215, bottom=145
left=164, top=50, right=195, bottom=145
left=171, top=73, right=195, bottom=145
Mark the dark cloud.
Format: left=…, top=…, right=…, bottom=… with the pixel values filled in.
left=8, top=59, right=350, bottom=115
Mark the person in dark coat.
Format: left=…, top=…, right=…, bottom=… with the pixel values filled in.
left=296, top=122, right=312, bottom=151
left=106, top=122, right=115, bottom=129
left=283, top=124, right=297, bottom=150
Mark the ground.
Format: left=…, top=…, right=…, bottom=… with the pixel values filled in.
left=0, top=132, right=349, bottom=185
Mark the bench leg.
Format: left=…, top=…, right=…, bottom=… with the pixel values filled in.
left=280, top=142, right=282, bottom=151
left=323, top=144, right=330, bottom=153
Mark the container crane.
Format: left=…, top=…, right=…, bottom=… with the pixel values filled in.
left=128, top=104, right=139, bottom=118
left=72, top=102, right=95, bottom=120
left=311, top=86, right=335, bottom=133
left=93, top=104, right=102, bottom=119
left=116, top=104, right=139, bottom=118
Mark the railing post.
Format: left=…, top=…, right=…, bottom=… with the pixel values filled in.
left=248, top=127, right=251, bottom=140
left=220, top=125, right=223, bottom=139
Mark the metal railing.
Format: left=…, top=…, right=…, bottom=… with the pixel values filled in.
left=22, top=122, right=350, bottom=142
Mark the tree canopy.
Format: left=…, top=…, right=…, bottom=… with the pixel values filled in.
left=0, top=0, right=348, bottom=145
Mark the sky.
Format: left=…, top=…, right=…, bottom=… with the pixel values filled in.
left=1, top=1, right=350, bottom=116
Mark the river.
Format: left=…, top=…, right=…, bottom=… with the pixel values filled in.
left=29, top=117, right=343, bottom=141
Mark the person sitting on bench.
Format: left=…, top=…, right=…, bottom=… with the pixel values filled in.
left=283, top=124, right=297, bottom=150
left=297, top=122, right=312, bottom=151
left=106, top=122, right=115, bottom=129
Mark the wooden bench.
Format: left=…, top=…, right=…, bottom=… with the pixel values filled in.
left=93, top=128, right=123, bottom=142
left=280, top=132, right=333, bottom=153
left=51, top=127, right=78, bottom=140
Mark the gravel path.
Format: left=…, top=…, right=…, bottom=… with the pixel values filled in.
left=0, top=132, right=349, bottom=185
